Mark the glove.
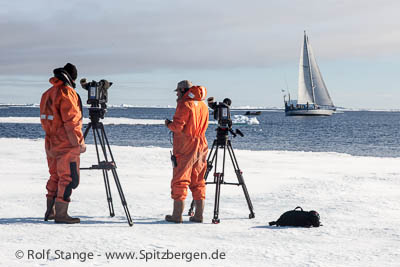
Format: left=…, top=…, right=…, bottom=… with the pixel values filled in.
left=80, top=143, right=87, bottom=153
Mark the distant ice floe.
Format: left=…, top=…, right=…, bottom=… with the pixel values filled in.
left=337, top=108, right=400, bottom=112
left=0, top=117, right=164, bottom=125
left=0, top=103, right=272, bottom=109
left=230, top=105, right=270, bottom=110
left=232, top=115, right=260, bottom=125
left=107, top=104, right=176, bottom=108
left=0, top=103, right=39, bottom=107
left=0, top=115, right=260, bottom=126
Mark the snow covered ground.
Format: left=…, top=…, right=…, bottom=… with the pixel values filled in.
left=0, top=138, right=399, bottom=266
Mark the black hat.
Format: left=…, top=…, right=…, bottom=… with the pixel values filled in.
left=63, top=63, right=77, bottom=81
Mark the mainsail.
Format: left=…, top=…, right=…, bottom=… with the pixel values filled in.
left=297, top=32, right=334, bottom=107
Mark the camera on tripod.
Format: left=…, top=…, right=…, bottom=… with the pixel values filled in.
left=208, top=97, right=243, bottom=138
left=79, top=78, right=133, bottom=226
left=188, top=97, right=254, bottom=223
left=80, top=78, right=112, bottom=109
left=207, top=97, right=232, bottom=129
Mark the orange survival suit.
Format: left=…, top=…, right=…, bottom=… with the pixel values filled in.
left=167, top=86, right=209, bottom=201
left=40, top=77, right=84, bottom=203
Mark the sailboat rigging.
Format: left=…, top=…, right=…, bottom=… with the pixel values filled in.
left=284, top=31, right=335, bottom=116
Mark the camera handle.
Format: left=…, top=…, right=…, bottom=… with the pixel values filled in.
left=229, top=128, right=244, bottom=138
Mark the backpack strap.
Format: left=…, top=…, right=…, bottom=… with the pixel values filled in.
left=294, top=206, right=303, bottom=211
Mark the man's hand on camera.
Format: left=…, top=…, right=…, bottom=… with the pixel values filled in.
left=80, top=143, right=87, bottom=153
left=165, top=119, right=172, bottom=127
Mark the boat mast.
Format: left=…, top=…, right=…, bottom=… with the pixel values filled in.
left=305, top=31, right=316, bottom=104
left=284, top=74, right=291, bottom=103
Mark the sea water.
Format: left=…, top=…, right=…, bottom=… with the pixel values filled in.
left=0, top=106, right=399, bottom=157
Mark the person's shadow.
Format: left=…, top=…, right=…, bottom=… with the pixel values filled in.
left=0, top=217, right=126, bottom=225
left=0, top=217, right=45, bottom=224
left=0, top=216, right=171, bottom=225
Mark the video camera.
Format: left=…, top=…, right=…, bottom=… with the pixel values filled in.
left=80, top=78, right=112, bottom=109
left=207, top=97, right=232, bottom=129
left=208, top=97, right=244, bottom=138
left=80, top=78, right=112, bottom=121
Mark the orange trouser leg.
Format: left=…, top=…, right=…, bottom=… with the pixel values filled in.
left=46, top=156, right=59, bottom=199
left=189, top=148, right=208, bottom=200
left=54, top=150, right=81, bottom=203
left=171, top=155, right=193, bottom=201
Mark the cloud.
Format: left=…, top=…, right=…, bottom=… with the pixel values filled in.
left=1, top=0, right=400, bottom=75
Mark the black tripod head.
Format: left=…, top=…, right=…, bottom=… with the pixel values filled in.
left=88, top=107, right=106, bottom=124
left=215, top=126, right=244, bottom=146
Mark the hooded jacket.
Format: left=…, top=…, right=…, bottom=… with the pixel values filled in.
left=167, top=86, right=209, bottom=158
left=40, top=77, right=84, bottom=155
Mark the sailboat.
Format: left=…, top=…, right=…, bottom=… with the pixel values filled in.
left=284, top=31, right=335, bottom=116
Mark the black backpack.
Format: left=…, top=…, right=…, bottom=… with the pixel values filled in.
left=269, top=207, right=321, bottom=227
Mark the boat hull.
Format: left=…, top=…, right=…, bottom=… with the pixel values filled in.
left=285, top=108, right=334, bottom=116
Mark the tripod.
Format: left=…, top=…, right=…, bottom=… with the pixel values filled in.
left=80, top=107, right=133, bottom=227
left=188, top=127, right=255, bottom=224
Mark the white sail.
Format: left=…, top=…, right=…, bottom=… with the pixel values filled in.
left=297, top=32, right=334, bottom=107
left=297, top=33, right=314, bottom=104
left=307, top=38, right=334, bottom=106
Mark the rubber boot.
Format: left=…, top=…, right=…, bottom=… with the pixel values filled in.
left=189, top=200, right=204, bottom=223
left=55, top=201, right=80, bottom=224
left=165, top=200, right=184, bottom=223
left=44, top=198, right=56, bottom=221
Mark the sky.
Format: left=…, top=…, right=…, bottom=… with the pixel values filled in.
left=1, top=0, right=400, bottom=109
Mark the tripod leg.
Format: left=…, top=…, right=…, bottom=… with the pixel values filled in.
left=111, top=168, right=133, bottom=226
left=188, top=140, right=217, bottom=216
left=204, top=140, right=218, bottom=183
left=188, top=204, right=195, bottom=217
left=227, top=141, right=255, bottom=219
left=212, top=145, right=224, bottom=224
left=82, top=121, right=133, bottom=226
left=102, top=169, right=115, bottom=217
left=97, top=125, right=116, bottom=217
left=93, top=126, right=116, bottom=217
left=100, top=123, right=117, bottom=165
left=83, top=122, right=92, bottom=139
left=100, top=125, right=133, bottom=227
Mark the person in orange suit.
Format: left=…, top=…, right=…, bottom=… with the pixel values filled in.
left=40, top=63, right=86, bottom=224
left=165, top=80, right=209, bottom=223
